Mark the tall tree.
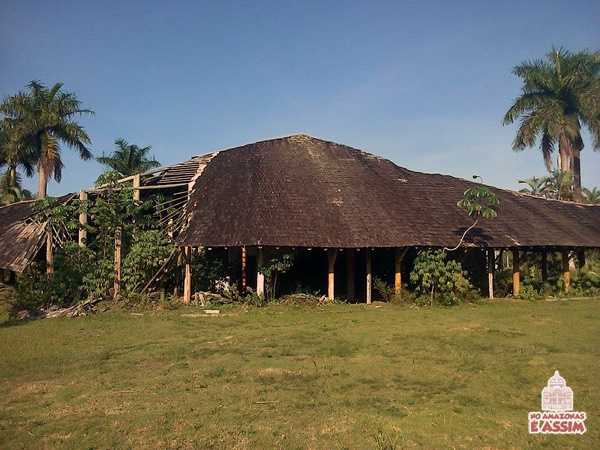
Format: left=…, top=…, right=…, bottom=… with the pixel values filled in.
left=0, top=118, right=36, bottom=189
left=97, top=138, right=161, bottom=176
left=503, top=48, right=600, bottom=197
left=0, top=81, right=94, bottom=198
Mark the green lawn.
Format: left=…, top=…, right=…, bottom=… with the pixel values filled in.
left=0, top=299, right=598, bottom=449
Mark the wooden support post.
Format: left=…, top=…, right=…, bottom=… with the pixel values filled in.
left=541, top=249, right=548, bottom=282
left=113, top=227, right=122, bottom=299
left=346, top=250, right=355, bottom=300
left=366, top=249, right=372, bottom=304
left=562, top=249, right=571, bottom=293
left=183, top=247, right=192, bottom=304
left=46, top=229, right=54, bottom=276
left=487, top=248, right=494, bottom=299
left=394, top=248, right=407, bottom=296
left=132, top=174, right=141, bottom=201
left=78, top=191, right=88, bottom=247
left=256, top=247, right=265, bottom=298
left=241, top=246, right=247, bottom=293
left=327, top=249, right=337, bottom=301
left=512, top=248, right=520, bottom=297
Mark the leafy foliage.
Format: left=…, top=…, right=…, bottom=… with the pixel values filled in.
left=457, top=182, right=500, bottom=220
left=123, top=230, right=176, bottom=293
left=518, top=171, right=600, bottom=202
left=503, top=48, right=600, bottom=193
left=583, top=187, right=600, bottom=204
left=0, top=81, right=94, bottom=197
left=448, top=177, right=499, bottom=251
left=97, top=138, right=160, bottom=178
left=373, top=277, right=396, bottom=303
left=410, top=250, right=474, bottom=306
left=518, top=176, right=547, bottom=196
left=260, top=253, right=295, bottom=299
left=0, top=170, right=32, bottom=205
left=189, top=249, right=226, bottom=292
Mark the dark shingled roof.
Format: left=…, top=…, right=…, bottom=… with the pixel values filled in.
left=178, top=134, right=600, bottom=249
left=0, top=201, right=46, bottom=272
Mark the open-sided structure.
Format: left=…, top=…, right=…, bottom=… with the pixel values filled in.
left=2, top=134, right=600, bottom=301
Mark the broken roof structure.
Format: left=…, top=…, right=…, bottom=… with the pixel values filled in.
left=1, top=134, right=599, bottom=302
left=0, top=200, right=46, bottom=272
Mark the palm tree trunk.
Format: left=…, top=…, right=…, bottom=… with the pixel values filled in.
left=558, top=135, right=571, bottom=175
left=558, top=134, right=579, bottom=199
left=37, top=162, right=48, bottom=198
left=572, top=147, right=582, bottom=199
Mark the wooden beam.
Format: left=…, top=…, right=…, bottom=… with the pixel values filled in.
left=113, top=227, right=122, bottom=299
left=78, top=191, right=88, bottom=247
left=346, top=250, right=355, bottom=300
left=541, top=249, right=548, bottom=282
left=46, top=229, right=54, bottom=276
left=562, top=249, right=571, bottom=293
left=132, top=174, right=141, bottom=201
left=327, top=249, right=337, bottom=301
left=487, top=248, right=494, bottom=299
left=256, top=247, right=265, bottom=298
left=366, top=249, right=372, bottom=304
left=241, top=246, right=247, bottom=293
left=90, top=182, right=188, bottom=194
left=394, top=248, right=407, bottom=296
left=512, top=248, right=520, bottom=297
left=183, top=247, right=192, bottom=304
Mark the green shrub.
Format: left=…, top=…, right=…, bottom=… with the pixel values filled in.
left=123, top=230, right=176, bottom=293
left=374, top=277, right=394, bottom=302
left=190, top=249, right=226, bottom=292
left=409, top=249, right=474, bottom=306
left=518, top=284, right=542, bottom=301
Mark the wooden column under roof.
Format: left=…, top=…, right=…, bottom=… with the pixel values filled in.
left=512, top=248, right=520, bottom=297
left=78, top=191, right=88, bottom=247
left=562, top=249, right=571, bottom=293
left=487, top=248, right=494, bottom=299
left=327, top=249, right=337, bottom=301
left=183, top=247, right=192, bottom=304
left=256, top=247, right=265, bottom=298
left=241, top=246, right=247, bottom=292
left=394, top=248, right=407, bottom=296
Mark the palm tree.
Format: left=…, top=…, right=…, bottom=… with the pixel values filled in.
left=518, top=176, right=547, bottom=196
left=583, top=187, right=600, bottom=204
left=97, top=138, right=161, bottom=177
left=0, top=171, right=32, bottom=206
left=0, top=118, right=36, bottom=189
left=503, top=48, right=600, bottom=197
left=0, top=81, right=94, bottom=198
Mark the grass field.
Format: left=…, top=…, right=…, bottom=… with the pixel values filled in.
left=0, top=299, right=598, bottom=449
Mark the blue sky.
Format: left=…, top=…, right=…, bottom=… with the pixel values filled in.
left=1, top=0, right=599, bottom=195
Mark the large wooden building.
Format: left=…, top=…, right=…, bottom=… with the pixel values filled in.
left=2, top=134, right=600, bottom=301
